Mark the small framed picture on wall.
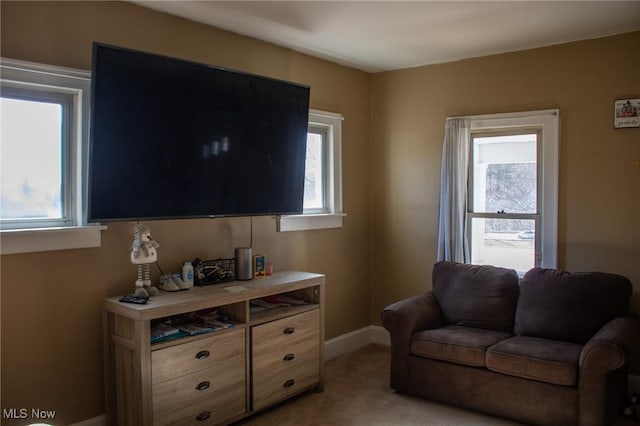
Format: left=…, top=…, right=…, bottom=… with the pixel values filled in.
left=253, top=254, right=266, bottom=278
left=614, top=98, right=640, bottom=128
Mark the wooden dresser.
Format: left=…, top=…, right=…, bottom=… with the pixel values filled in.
left=103, top=271, right=325, bottom=425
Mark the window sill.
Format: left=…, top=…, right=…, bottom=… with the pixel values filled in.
left=277, top=213, right=346, bottom=232
left=0, top=225, right=107, bottom=255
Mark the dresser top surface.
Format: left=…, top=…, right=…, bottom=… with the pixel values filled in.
left=104, top=270, right=324, bottom=320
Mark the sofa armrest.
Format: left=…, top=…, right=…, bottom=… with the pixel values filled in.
left=381, top=291, right=442, bottom=347
left=578, top=315, right=640, bottom=426
left=579, top=315, right=640, bottom=372
left=380, top=291, right=442, bottom=391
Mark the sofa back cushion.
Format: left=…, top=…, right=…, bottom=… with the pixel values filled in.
left=432, top=261, right=520, bottom=333
left=515, top=267, right=632, bottom=344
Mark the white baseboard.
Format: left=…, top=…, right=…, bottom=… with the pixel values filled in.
left=324, top=325, right=389, bottom=360
left=370, top=325, right=391, bottom=346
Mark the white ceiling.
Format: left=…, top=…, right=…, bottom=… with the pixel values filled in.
left=132, top=1, right=640, bottom=73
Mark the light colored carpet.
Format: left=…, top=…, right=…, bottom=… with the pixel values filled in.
left=233, top=344, right=523, bottom=425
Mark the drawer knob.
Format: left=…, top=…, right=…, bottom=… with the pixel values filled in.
left=195, top=350, right=210, bottom=360
left=196, top=381, right=211, bottom=391
left=283, top=353, right=295, bottom=362
left=196, top=411, right=211, bottom=421
left=283, top=327, right=295, bottom=335
left=283, top=379, right=295, bottom=388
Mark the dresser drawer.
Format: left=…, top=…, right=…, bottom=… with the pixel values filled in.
left=153, top=383, right=245, bottom=426
left=252, top=346, right=319, bottom=410
left=153, top=352, right=245, bottom=418
left=152, top=328, right=245, bottom=384
left=251, top=309, right=320, bottom=410
left=252, top=309, right=320, bottom=354
left=252, top=330, right=318, bottom=374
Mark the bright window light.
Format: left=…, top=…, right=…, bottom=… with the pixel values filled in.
left=304, top=131, right=324, bottom=211
left=1, top=97, right=64, bottom=220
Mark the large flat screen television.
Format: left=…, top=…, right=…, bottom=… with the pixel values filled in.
left=88, top=43, right=310, bottom=222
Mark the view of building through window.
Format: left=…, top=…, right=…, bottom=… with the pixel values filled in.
left=469, top=133, right=538, bottom=273
left=1, top=97, right=64, bottom=220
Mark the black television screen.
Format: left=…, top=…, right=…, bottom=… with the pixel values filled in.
left=88, top=43, right=310, bottom=222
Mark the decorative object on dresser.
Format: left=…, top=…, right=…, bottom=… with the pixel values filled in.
left=193, top=257, right=235, bottom=286
left=103, top=271, right=325, bottom=425
left=253, top=254, right=266, bottom=278
left=235, top=247, right=253, bottom=281
left=130, top=223, right=160, bottom=298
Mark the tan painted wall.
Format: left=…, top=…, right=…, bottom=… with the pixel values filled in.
left=2, top=1, right=639, bottom=423
left=371, top=31, right=640, bottom=369
left=0, top=2, right=371, bottom=423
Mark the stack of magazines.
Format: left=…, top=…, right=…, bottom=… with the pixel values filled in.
left=151, top=323, right=187, bottom=343
left=249, top=295, right=307, bottom=313
left=192, top=310, right=235, bottom=332
left=150, top=309, right=234, bottom=343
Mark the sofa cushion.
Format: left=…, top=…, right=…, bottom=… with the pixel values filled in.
left=515, top=267, right=632, bottom=344
left=486, top=336, right=583, bottom=386
left=432, top=261, right=520, bottom=333
left=411, top=325, right=512, bottom=367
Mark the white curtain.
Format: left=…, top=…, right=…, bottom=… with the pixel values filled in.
left=436, top=118, right=471, bottom=263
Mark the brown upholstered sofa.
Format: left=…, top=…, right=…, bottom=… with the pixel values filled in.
left=381, top=261, right=640, bottom=426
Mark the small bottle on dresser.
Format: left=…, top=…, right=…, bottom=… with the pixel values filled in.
left=182, top=261, right=194, bottom=287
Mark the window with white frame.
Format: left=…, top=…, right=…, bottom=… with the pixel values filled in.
left=0, top=58, right=103, bottom=254
left=2, top=87, right=73, bottom=228
left=303, top=125, right=328, bottom=213
left=278, top=109, right=345, bottom=232
left=467, top=111, right=559, bottom=274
